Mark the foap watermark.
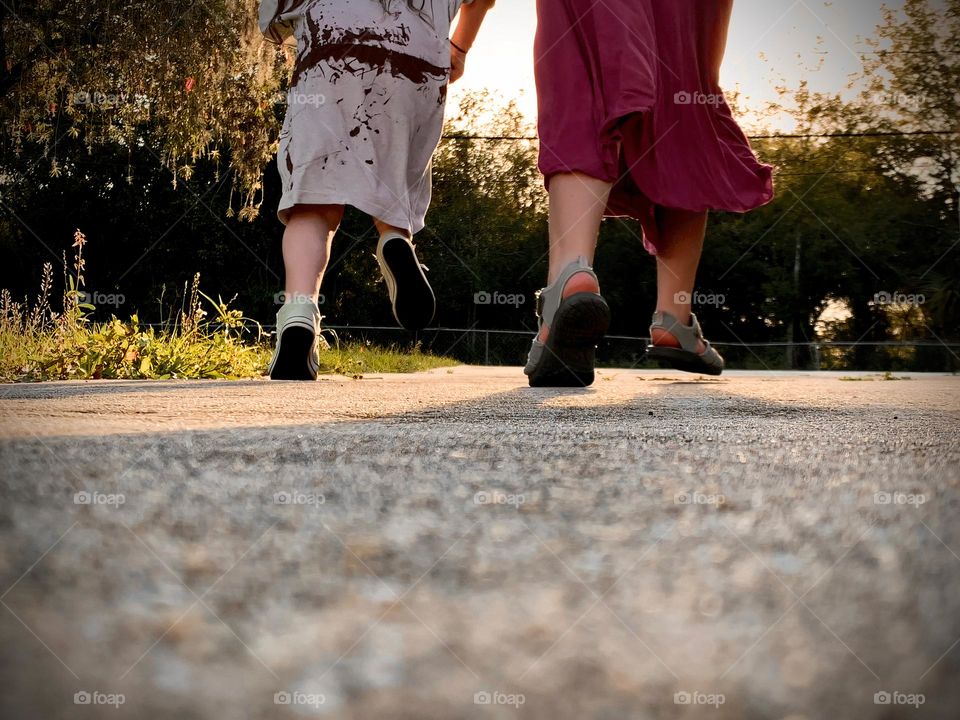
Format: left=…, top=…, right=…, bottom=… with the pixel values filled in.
left=869, top=92, right=926, bottom=109
left=874, top=491, right=926, bottom=507
left=474, top=691, right=525, bottom=708
left=74, top=690, right=125, bottom=708
left=674, top=90, right=725, bottom=106
left=675, top=491, right=725, bottom=507
left=674, top=290, right=725, bottom=307
left=77, top=290, right=126, bottom=308
left=474, top=290, right=525, bottom=308
left=74, top=490, right=125, bottom=507
left=274, top=490, right=325, bottom=507
left=71, top=90, right=149, bottom=109
left=283, top=91, right=326, bottom=108
left=274, top=691, right=326, bottom=708
left=874, top=690, right=925, bottom=708
left=674, top=691, right=725, bottom=707
left=273, top=291, right=325, bottom=305
left=873, top=291, right=924, bottom=307
left=474, top=490, right=525, bottom=508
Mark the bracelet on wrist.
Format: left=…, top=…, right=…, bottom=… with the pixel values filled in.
left=449, top=38, right=468, bottom=54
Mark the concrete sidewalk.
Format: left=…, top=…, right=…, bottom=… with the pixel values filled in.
left=1, top=367, right=959, bottom=718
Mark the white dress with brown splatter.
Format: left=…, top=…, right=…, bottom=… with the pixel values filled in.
left=276, top=0, right=472, bottom=232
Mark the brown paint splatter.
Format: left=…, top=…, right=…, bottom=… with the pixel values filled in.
left=293, top=42, right=447, bottom=87
left=292, top=17, right=446, bottom=88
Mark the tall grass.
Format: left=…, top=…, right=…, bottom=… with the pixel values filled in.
left=1, top=230, right=269, bottom=381
left=1, top=230, right=455, bottom=382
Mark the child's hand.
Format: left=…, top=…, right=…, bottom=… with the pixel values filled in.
left=449, top=0, right=493, bottom=83
left=449, top=44, right=467, bottom=83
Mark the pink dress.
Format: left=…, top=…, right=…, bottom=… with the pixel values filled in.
left=535, top=0, right=774, bottom=254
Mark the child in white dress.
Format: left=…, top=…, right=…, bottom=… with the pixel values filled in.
left=259, top=0, right=494, bottom=379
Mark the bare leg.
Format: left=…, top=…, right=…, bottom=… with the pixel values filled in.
left=651, top=207, right=708, bottom=351
left=546, top=172, right=613, bottom=283
left=282, top=204, right=344, bottom=304
left=525, top=171, right=612, bottom=386
left=526, top=172, right=614, bottom=345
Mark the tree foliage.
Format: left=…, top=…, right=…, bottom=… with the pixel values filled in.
left=1, top=0, right=287, bottom=216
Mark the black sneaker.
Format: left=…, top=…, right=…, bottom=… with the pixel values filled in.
left=267, top=299, right=321, bottom=380
left=375, top=233, right=436, bottom=331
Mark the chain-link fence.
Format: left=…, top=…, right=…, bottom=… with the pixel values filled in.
left=316, top=325, right=960, bottom=372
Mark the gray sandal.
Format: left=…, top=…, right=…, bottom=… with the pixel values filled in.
left=524, top=257, right=611, bottom=387
left=646, top=310, right=724, bottom=376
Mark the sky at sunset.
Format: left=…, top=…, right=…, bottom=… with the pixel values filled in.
left=451, top=0, right=892, bottom=132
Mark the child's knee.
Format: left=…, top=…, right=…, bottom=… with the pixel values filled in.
left=289, top=203, right=344, bottom=230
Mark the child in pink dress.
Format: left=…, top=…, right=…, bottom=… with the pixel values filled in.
left=525, top=0, right=773, bottom=386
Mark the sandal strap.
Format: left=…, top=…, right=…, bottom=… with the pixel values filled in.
left=534, top=256, right=598, bottom=330
left=650, top=310, right=707, bottom=354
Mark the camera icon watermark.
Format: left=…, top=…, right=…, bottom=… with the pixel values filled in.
left=872, top=291, right=924, bottom=307
left=873, top=491, right=925, bottom=507
left=74, top=690, right=125, bottom=707
left=273, top=490, right=326, bottom=507
left=274, top=291, right=325, bottom=305
left=674, top=690, right=725, bottom=707
left=474, top=290, right=525, bottom=308
left=674, top=290, right=725, bottom=307
left=874, top=690, right=924, bottom=707
left=274, top=690, right=326, bottom=707
left=473, top=690, right=525, bottom=707
left=673, top=90, right=725, bottom=106
left=675, top=491, right=725, bottom=507
left=74, top=490, right=126, bottom=507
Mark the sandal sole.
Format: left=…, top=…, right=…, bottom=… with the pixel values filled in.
left=527, top=293, right=611, bottom=388
left=645, top=346, right=723, bottom=376
left=269, top=326, right=317, bottom=381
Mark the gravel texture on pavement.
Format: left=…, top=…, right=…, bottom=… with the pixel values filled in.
left=1, top=367, right=959, bottom=719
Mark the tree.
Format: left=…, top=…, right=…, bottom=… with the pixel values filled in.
left=1, top=0, right=285, bottom=217
left=860, top=0, right=960, bottom=347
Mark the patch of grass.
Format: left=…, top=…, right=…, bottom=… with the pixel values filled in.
left=638, top=376, right=723, bottom=382
left=1, top=229, right=456, bottom=382
left=317, top=341, right=456, bottom=377
left=1, top=315, right=273, bottom=381
left=838, top=371, right=912, bottom=382
left=1, top=255, right=270, bottom=381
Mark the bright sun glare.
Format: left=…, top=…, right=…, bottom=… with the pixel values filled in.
left=452, top=0, right=888, bottom=133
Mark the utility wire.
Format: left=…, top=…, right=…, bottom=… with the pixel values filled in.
left=440, top=129, right=958, bottom=142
